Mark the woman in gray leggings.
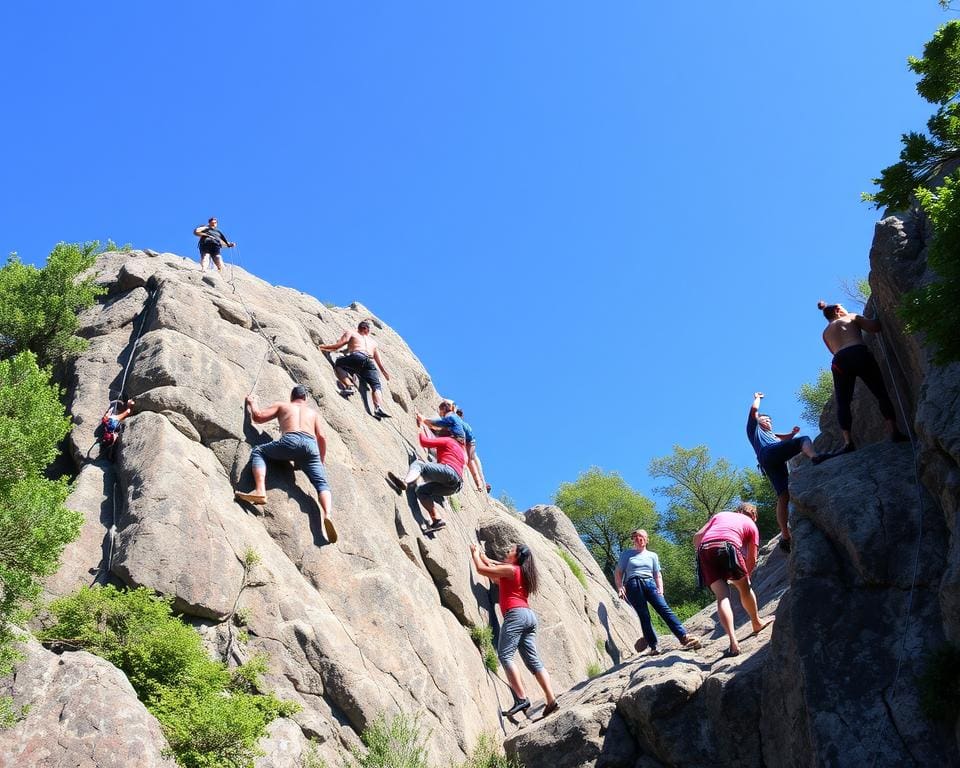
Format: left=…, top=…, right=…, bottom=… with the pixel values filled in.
left=470, top=542, right=559, bottom=718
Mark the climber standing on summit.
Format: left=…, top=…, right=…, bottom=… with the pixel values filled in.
left=234, top=385, right=337, bottom=543
left=193, top=217, right=236, bottom=274
left=817, top=300, right=906, bottom=452
left=318, top=320, right=391, bottom=419
left=746, top=392, right=822, bottom=553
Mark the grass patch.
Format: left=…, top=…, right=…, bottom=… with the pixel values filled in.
left=470, top=625, right=499, bottom=672
left=555, top=548, right=587, bottom=588
left=347, top=712, right=430, bottom=768
left=586, top=661, right=604, bottom=679
left=460, top=733, right=523, bottom=768
left=41, top=585, right=298, bottom=768
left=451, top=495, right=462, bottom=514
left=919, top=643, right=960, bottom=722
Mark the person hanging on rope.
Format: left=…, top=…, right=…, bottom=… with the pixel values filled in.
left=817, top=300, right=907, bottom=453
left=456, top=407, right=489, bottom=493
left=614, top=529, right=702, bottom=655
left=318, top=320, right=391, bottom=419
left=193, top=216, right=236, bottom=274
left=100, top=399, right=134, bottom=449
left=693, top=502, right=773, bottom=657
left=385, top=414, right=464, bottom=531
left=746, top=392, right=823, bottom=553
left=470, top=541, right=560, bottom=720
left=234, top=385, right=337, bottom=543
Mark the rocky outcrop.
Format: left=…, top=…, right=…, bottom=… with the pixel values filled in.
left=505, top=206, right=960, bottom=767
left=12, top=250, right=641, bottom=767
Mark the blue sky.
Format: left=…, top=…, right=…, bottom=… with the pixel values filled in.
left=0, top=3, right=950, bottom=512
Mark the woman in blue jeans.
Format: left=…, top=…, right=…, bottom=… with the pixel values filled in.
left=614, top=530, right=701, bottom=654
left=470, top=542, right=559, bottom=718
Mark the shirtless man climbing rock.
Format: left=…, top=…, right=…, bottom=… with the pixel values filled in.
left=235, top=385, right=336, bottom=542
left=318, top=320, right=391, bottom=419
left=818, top=300, right=906, bottom=450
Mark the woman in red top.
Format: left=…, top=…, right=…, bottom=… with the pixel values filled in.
left=470, top=542, right=559, bottom=718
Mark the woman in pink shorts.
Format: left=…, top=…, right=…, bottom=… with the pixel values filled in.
left=693, top=503, right=773, bottom=656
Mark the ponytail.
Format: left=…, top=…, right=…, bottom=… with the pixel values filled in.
left=516, top=544, right=539, bottom=595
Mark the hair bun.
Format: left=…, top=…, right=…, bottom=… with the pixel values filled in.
left=817, top=300, right=827, bottom=310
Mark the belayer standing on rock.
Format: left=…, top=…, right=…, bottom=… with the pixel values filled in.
left=817, top=300, right=907, bottom=452
left=746, top=392, right=822, bottom=553
left=193, top=217, right=236, bottom=274
left=234, top=385, right=337, bottom=543
left=693, top=503, right=772, bottom=657
left=317, top=320, right=391, bottom=419
left=385, top=414, right=464, bottom=531
left=614, top=529, right=701, bottom=654
left=469, top=541, right=559, bottom=719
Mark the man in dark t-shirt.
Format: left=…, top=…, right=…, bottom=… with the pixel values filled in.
left=193, top=217, right=236, bottom=273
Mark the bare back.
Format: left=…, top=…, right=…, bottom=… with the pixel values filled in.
left=275, top=400, right=322, bottom=435
left=823, top=315, right=866, bottom=355
left=346, top=330, right=377, bottom=356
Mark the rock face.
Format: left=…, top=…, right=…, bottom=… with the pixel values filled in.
left=15, top=250, right=641, bottom=768
left=504, top=206, right=960, bottom=767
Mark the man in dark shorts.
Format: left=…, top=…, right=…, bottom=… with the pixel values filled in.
left=746, top=392, right=822, bottom=552
left=318, top=320, right=391, bottom=419
left=193, top=217, right=236, bottom=274
left=817, top=300, right=906, bottom=450
left=693, top=503, right=772, bottom=656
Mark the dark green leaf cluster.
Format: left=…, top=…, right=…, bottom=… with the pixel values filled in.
left=0, top=241, right=106, bottom=366
left=347, top=711, right=431, bottom=768
left=468, top=625, right=499, bottom=673
left=0, top=351, right=81, bottom=698
left=41, top=586, right=298, bottom=768
left=867, top=22, right=960, bottom=211
left=901, top=175, right=960, bottom=362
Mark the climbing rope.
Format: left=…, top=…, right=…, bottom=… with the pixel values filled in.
left=865, top=307, right=930, bottom=767
left=228, top=339, right=273, bottom=483
left=109, top=286, right=158, bottom=405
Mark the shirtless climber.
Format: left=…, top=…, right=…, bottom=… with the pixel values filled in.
left=234, top=385, right=337, bottom=542
left=817, top=300, right=907, bottom=451
left=317, top=320, right=391, bottom=419
left=193, top=217, right=236, bottom=274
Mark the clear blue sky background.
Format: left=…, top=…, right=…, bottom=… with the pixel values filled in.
left=0, top=3, right=950, bottom=512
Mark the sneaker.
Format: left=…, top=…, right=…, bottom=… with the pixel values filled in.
left=375, top=407, right=391, bottom=419
left=428, top=518, right=447, bottom=531
left=680, top=636, right=702, bottom=650
left=339, top=387, right=354, bottom=398
left=385, top=472, right=406, bottom=495
left=501, top=698, right=530, bottom=717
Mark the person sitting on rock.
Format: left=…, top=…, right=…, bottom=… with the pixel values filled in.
left=747, top=392, right=822, bottom=553
left=456, top=407, right=489, bottom=493
left=234, top=385, right=336, bottom=542
left=192, top=217, right=236, bottom=274
left=693, top=503, right=772, bottom=657
left=318, top=320, right=391, bottom=419
left=470, top=541, right=559, bottom=719
left=385, top=414, right=464, bottom=531
left=817, top=300, right=907, bottom=452
left=100, top=398, right=134, bottom=448
left=614, top=529, right=701, bottom=655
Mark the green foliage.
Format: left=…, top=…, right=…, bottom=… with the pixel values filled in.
left=347, top=712, right=430, bottom=768
left=918, top=643, right=960, bottom=722
left=902, top=174, right=960, bottom=362
left=797, top=369, right=833, bottom=428
left=300, top=743, right=328, bottom=768
left=458, top=733, right=522, bottom=768
left=586, top=661, right=604, bottom=678
left=451, top=495, right=462, bottom=514
left=555, top=547, right=587, bottom=588
left=0, top=350, right=81, bottom=718
left=42, top=586, right=297, bottom=768
left=497, top=492, right=519, bottom=513
left=554, top=468, right=657, bottom=581
left=740, top=469, right=780, bottom=540
left=469, top=625, right=499, bottom=673
left=649, top=446, right=743, bottom=544
left=0, top=242, right=106, bottom=366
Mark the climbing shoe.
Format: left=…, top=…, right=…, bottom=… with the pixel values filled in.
left=501, top=698, right=530, bottom=717
left=386, top=472, right=406, bottom=495
left=375, top=407, right=391, bottom=419
left=428, top=518, right=447, bottom=531
left=339, top=386, right=355, bottom=398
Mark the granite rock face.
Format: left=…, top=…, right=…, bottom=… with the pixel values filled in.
left=16, top=250, right=640, bottom=768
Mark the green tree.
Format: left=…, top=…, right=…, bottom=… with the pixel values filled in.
left=0, top=351, right=82, bottom=722
left=797, top=369, right=833, bottom=428
left=648, top=445, right=742, bottom=543
left=739, top=469, right=780, bottom=541
left=554, top=468, right=657, bottom=581
left=0, top=241, right=106, bottom=366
